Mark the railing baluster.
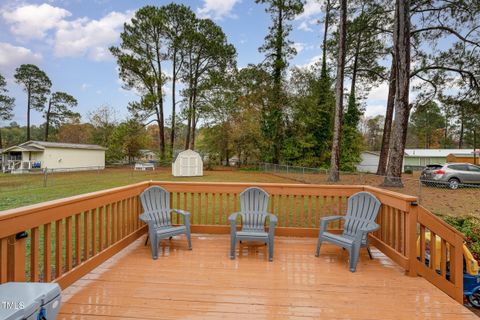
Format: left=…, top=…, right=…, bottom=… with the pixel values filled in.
left=98, top=206, right=104, bottom=251
left=190, top=193, right=195, bottom=225
left=293, top=195, right=297, bottom=227
left=112, top=202, right=117, bottom=243
left=395, top=209, right=401, bottom=251
left=430, top=231, right=437, bottom=270
left=92, top=208, right=97, bottom=256
left=440, top=239, right=447, bottom=276
left=419, top=225, right=426, bottom=263
left=234, top=193, right=238, bottom=212
left=65, top=217, right=72, bottom=271
left=105, top=204, right=111, bottom=247
left=84, top=211, right=90, bottom=261
left=75, top=213, right=81, bottom=266
left=55, top=219, right=63, bottom=278
left=284, top=195, right=289, bottom=227
left=205, top=193, right=209, bottom=224
left=44, top=223, right=52, bottom=282
left=307, top=196, right=312, bottom=228
left=176, top=193, right=180, bottom=225
left=219, top=193, right=224, bottom=225
left=30, top=227, right=39, bottom=282
left=198, top=193, right=202, bottom=224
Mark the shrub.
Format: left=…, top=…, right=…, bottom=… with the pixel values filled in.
left=404, top=169, right=413, bottom=174
left=442, top=215, right=480, bottom=263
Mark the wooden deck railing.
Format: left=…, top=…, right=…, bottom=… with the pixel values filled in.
left=0, top=181, right=148, bottom=289
left=0, top=181, right=465, bottom=303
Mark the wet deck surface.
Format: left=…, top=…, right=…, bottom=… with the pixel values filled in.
left=60, top=234, right=477, bottom=319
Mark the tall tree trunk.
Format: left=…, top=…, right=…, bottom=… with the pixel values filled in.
left=377, top=57, right=396, bottom=175
left=27, top=85, right=31, bottom=141
left=271, top=5, right=284, bottom=164
left=44, top=98, right=52, bottom=141
left=459, top=106, right=464, bottom=148
left=158, top=100, right=165, bottom=159
left=384, top=0, right=411, bottom=186
left=328, top=0, right=347, bottom=182
left=185, top=89, right=192, bottom=150
left=349, top=5, right=363, bottom=100
left=444, top=108, right=448, bottom=148
left=170, top=51, right=177, bottom=157
left=185, top=105, right=192, bottom=150
left=189, top=76, right=199, bottom=150
left=320, top=0, right=331, bottom=79
left=155, top=42, right=165, bottom=159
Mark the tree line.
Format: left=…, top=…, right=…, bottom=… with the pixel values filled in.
left=1, top=1, right=479, bottom=184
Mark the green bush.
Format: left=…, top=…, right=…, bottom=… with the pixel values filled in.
left=442, top=215, right=480, bottom=263
left=404, top=169, right=413, bottom=174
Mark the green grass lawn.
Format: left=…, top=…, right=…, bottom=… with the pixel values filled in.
left=0, top=167, right=297, bottom=211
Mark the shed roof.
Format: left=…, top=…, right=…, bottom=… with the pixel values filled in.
left=448, top=153, right=480, bottom=158
left=172, top=149, right=201, bottom=163
left=404, top=149, right=475, bottom=158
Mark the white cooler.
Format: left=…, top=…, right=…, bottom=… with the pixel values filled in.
left=0, top=282, right=61, bottom=320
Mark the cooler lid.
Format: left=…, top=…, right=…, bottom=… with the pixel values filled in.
left=0, top=282, right=61, bottom=306
left=0, top=295, right=39, bottom=320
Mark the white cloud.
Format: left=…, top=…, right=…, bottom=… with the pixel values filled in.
left=1, top=3, right=71, bottom=39
left=54, top=11, right=133, bottom=60
left=296, top=0, right=323, bottom=21
left=0, top=42, right=42, bottom=70
left=367, top=82, right=389, bottom=100
left=2, top=3, right=132, bottom=61
left=80, top=83, right=91, bottom=90
left=296, top=54, right=321, bottom=69
left=293, top=42, right=306, bottom=54
left=364, top=104, right=387, bottom=117
left=197, top=0, right=241, bottom=20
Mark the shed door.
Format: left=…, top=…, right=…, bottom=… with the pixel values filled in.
left=180, top=157, right=188, bottom=175
left=189, top=156, right=197, bottom=175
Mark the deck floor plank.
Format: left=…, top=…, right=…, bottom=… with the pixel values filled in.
left=60, top=234, right=477, bottom=319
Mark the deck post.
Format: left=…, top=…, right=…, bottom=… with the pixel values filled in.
left=405, top=202, right=418, bottom=277
left=453, top=233, right=464, bottom=303
left=7, top=232, right=27, bottom=282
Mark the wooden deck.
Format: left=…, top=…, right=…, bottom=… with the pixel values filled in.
left=60, top=234, right=477, bottom=319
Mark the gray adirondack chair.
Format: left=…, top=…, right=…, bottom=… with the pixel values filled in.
left=139, top=186, right=192, bottom=259
left=315, top=191, right=381, bottom=272
left=229, top=187, right=277, bottom=261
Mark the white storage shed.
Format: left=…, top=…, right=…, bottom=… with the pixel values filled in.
left=172, top=149, right=203, bottom=177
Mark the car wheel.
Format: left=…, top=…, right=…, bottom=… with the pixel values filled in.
left=448, top=178, right=460, bottom=190
left=467, top=291, right=480, bottom=308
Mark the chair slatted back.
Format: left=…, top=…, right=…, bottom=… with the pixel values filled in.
left=140, top=186, right=172, bottom=227
left=343, top=192, right=381, bottom=240
left=239, top=187, right=269, bottom=232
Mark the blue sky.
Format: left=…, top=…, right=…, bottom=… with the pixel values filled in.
left=0, top=0, right=388, bottom=127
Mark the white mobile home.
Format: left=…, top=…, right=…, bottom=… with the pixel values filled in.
left=2, top=141, right=106, bottom=173
left=357, top=149, right=476, bottom=173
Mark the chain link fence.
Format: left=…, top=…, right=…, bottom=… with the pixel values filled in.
left=0, top=166, right=166, bottom=211
left=259, top=162, right=480, bottom=218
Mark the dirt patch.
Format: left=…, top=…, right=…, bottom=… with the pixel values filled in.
left=270, top=171, right=480, bottom=218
